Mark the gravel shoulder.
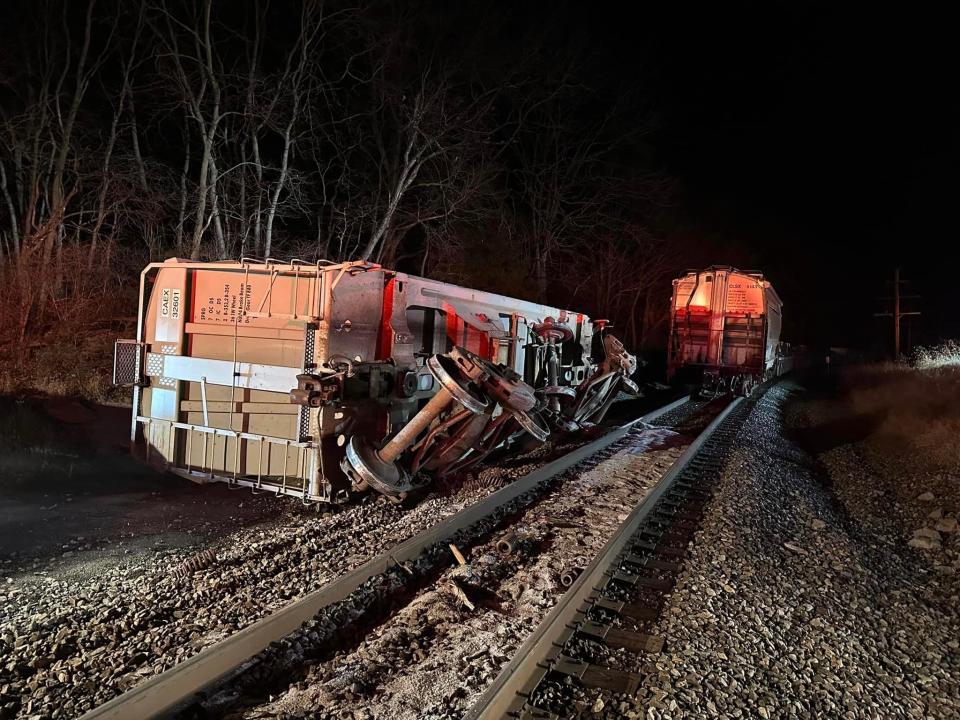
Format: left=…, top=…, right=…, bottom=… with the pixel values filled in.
left=584, top=380, right=959, bottom=719
left=0, top=457, right=541, bottom=719
left=788, top=370, right=960, bottom=571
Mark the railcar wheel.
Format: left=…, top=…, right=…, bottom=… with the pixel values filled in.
left=341, top=436, right=413, bottom=501
left=448, top=345, right=550, bottom=442
left=512, top=407, right=550, bottom=442
left=427, top=354, right=489, bottom=414
left=448, top=346, right=537, bottom=413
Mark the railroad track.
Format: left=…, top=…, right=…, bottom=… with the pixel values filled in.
left=465, top=396, right=747, bottom=719
left=79, top=394, right=732, bottom=720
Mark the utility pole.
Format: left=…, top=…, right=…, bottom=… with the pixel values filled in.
left=875, top=267, right=921, bottom=362
left=894, top=266, right=901, bottom=359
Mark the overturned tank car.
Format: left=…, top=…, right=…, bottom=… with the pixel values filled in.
left=113, top=259, right=637, bottom=503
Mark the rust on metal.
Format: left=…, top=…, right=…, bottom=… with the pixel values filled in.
left=496, top=532, right=520, bottom=554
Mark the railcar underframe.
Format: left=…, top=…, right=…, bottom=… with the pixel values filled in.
left=114, top=259, right=636, bottom=503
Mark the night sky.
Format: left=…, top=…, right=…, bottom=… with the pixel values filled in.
left=5, top=1, right=955, bottom=354
left=577, top=2, right=958, bottom=352
left=382, top=0, right=960, bottom=352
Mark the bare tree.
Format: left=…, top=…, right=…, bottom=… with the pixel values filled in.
left=88, top=4, right=146, bottom=268
left=0, top=0, right=678, bottom=385
left=153, top=0, right=225, bottom=259
left=262, top=3, right=325, bottom=258
left=0, top=161, right=18, bottom=259
left=563, top=226, right=678, bottom=350
left=353, top=59, right=504, bottom=266
left=507, top=92, right=630, bottom=300
left=45, top=0, right=117, bottom=291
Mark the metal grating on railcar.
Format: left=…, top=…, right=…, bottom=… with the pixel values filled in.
left=299, top=326, right=317, bottom=441
left=113, top=340, right=144, bottom=386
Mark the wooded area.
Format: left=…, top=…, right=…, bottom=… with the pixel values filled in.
left=0, top=0, right=680, bottom=393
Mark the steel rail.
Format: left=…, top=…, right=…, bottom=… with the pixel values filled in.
left=80, top=395, right=691, bottom=720
left=465, top=396, right=744, bottom=720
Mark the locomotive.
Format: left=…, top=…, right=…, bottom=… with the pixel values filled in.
left=113, top=258, right=637, bottom=503
left=667, top=266, right=791, bottom=396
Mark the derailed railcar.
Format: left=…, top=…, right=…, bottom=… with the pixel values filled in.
left=667, top=266, right=789, bottom=395
left=113, top=259, right=636, bottom=503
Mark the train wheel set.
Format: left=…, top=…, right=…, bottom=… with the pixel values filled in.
left=340, top=344, right=634, bottom=502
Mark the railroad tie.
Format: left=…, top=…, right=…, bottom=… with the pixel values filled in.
left=552, top=657, right=643, bottom=695
left=579, top=620, right=665, bottom=654
left=593, top=596, right=659, bottom=623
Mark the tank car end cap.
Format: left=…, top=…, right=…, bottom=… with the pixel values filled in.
left=343, top=436, right=412, bottom=499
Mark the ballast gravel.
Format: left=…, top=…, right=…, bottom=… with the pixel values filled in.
left=582, top=382, right=959, bottom=719
left=0, top=444, right=571, bottom=720
left=239, top=430, right=685, bottom=720
left=647, top=398, right=711, bottom=431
